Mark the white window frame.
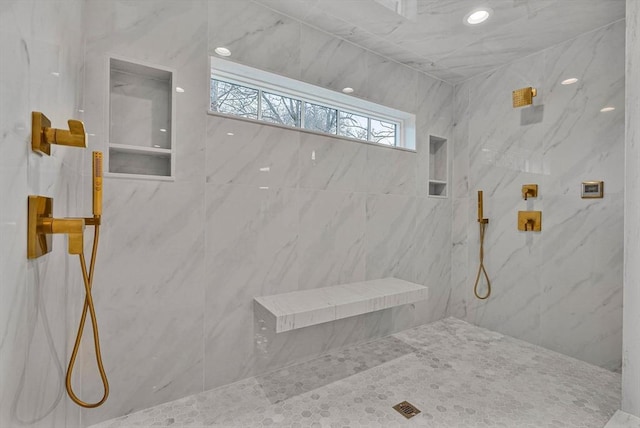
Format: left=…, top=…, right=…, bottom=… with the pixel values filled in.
left=210, top=57, right=416, bottom=151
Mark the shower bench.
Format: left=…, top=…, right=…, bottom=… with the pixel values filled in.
left=254, top=278, right=428, bottom=333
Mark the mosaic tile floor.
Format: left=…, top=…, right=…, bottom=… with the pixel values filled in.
left=91, top=318, right=621, bottom=428
left=605, top=410, right=640, bottom=428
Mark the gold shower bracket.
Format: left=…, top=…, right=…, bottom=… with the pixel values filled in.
left=31, top=111, right=87, bottom=155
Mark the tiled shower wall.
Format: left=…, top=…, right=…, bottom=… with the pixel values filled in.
left=624, top=0, right=640, bottom=418
left=450, top=20, right=625, bottom=371
left=0, top=1, right=86, bottom=427
left=2, top=1, right=628, bottom=427
left=80, top=0, right=453, bottom=425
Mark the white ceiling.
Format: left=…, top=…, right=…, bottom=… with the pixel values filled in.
left=253, top=0, right=626, bottom=83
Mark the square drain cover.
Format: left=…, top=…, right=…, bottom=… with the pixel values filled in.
left=393, top=401, right=421, bottom=419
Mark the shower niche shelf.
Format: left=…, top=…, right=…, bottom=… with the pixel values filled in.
left=428, top=135, right=448, bottom=198
left=254, top=278, right=429, bottom=333
left=108, top=57, right=176, bottom=180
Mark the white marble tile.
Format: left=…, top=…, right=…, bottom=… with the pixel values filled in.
left=365, top=144, right=417, bottom=195
left=413, top=197, right=452, bottom=324
left=467, top=54, right=545, bottom=197
left=624, top=0, right=640, bottom=417
left=365, top=194, right=416, bottom=281
left=543, top=20, right=625, bottom=196
left=449, top=197, right=470, bottom=319
left=462, top=51, right=547, bottom=343
left=463, top=195, right=543, bottom=345
left=298, top=132, right=367, bottom=192
left=261, top=0, right=624, bottom=83
left=606, top=410, right=640, bottom=428
left=452, top=82, right=470, bottom=199
left=80, top=180, right=205, bottom=427
left=416, top=74, right=453, bottom=140
left=363, top=52, right=419, bottom=113
left=448, top=20, right=624, bottom=371
left=253, top=0, right=319, bottom=21
left=1, top=1, right=85, bottom=427
left=206, top=115, right=300, bottom=188
left=208, top=0, right=301, bottom=79
left=204, top=183, right=298, bottom=390
left=299, top=28, right=368, bottom=93
left=298, top=189, right=366, bottom=291
left=432, top=1, right=625, bottom=82
left=255, top=278, right=428, bottom=332
left=540, top=194, right=623, bottom=370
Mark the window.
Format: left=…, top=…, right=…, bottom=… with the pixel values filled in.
left=261, top=91, right=301, bottom=127
left=304, top=103, right=337, bottom=134
left=211, top=80, right=258, bottom=119
left=210, top=58, right=416, bottom=150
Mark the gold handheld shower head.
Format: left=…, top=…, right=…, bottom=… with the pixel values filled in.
left=512, top=87, right=537, bottom=108
left=93, top=151, right=103, bottom=217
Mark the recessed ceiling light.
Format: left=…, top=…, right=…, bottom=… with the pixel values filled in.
left=465, top=9, right=491, bottom=25
left=175, top=87, right=185, bottom=93
left=600, top=106, right=615, bottom=112
left=226, top=132, right=235, bottom=136
left=342, top=87, right=354, bottom=94
left=159, top=128, right=167, bottom=132
left=561, top=78, right=579, bottom=85
left=215, top=47, right=231, bottom=57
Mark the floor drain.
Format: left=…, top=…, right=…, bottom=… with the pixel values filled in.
left=393, top=401, right=421, bottom=419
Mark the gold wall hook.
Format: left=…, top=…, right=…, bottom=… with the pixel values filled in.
left=28, top=196, right=85, bottom=258
left=522, top=184, right=538, bottom=200
left=32, top=111, right=87, bottom=155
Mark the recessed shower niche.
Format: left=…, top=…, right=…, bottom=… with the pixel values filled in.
left=428, top=135, right=448, bottom=197
left=108, top=57, right=175, bottom=179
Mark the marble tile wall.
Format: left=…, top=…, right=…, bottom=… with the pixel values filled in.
left=623, top=0, right=640, bottom=418
left=79, top=0, right=454, bottom=425
left=450, top=20, right=625, bottom=371
left=80, top=1, right=208, bottom=426
left=7, top=1, right=625, bottom=426
left=0, top=1, right=86, bottom=427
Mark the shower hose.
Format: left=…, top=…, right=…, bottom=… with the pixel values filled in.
left=473, top=220, right=491, bottom=300
left=66, top=223, right=110, bottom=408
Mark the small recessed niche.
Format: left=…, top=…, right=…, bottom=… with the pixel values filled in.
left=108, top=57, right=175, bottom=179
left=428, top=135, right=448, bottom=197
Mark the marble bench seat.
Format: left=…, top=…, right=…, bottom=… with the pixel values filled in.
left=254, top=278, right=429, bottom=333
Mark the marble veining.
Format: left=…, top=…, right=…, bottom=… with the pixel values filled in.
left=450, top=19, right=624, bottom=371
left=255, top=0, right=625, bottom=83
left=90, top=318, right=621, bottom=428
left=254, top=278, right=429, bottom=332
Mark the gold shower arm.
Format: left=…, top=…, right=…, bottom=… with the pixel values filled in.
left=32, top=112, right=87, bottom=155
left=44, top=119, right=87, bottom=148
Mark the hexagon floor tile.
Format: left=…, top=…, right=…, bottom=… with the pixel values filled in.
left=91, top=318, right=621, bottom=428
